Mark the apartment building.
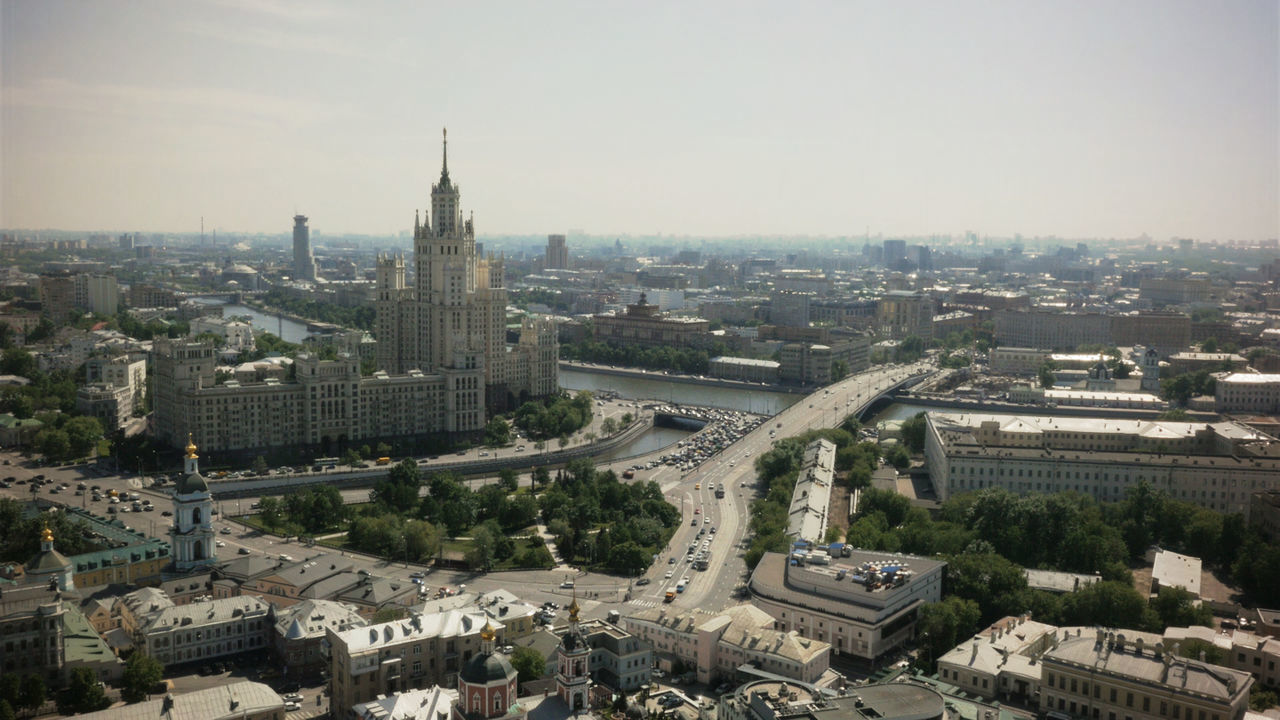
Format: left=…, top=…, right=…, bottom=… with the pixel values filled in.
left=0, top=583, right=66, bottom=681
left=1163, top=625, right=1280, bottom=690
left=1041, top=630, right=1250, bottom=720
left=134, top=596, right=272, bottom=666
left=327, top=609, right=495, bottom=713
left=709, top=356, right=781, bottom=384
left=748, top=549, right=944, bottom=661
left=877, top=290, right=933, bottom=340
left=625, top=604, right=829, bottom=686
left=85, top=354, right=147, bottom=414
left=151, top=339, right=483, bottom=453
left=189, top=315, right=256, bottom=352
left=560, top=618, right=652, bottom=691
left=75, top=382, right=132, bottom=432
left=273, top=599, right=367, bottom=680
left=593, top=293, right=711, bottom=349
left=994, top=311, right=1111, bottom=351
left=924, top=412, right=1280, bottom=514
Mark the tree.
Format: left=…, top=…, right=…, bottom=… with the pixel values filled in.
left=34, top=428, right=69, bottom=460
left=0, top=699, right=13, bottom=720
left=469, top=524, right=497, bottom=570
left=60, top=667, right=109, bottom=713
left=484, top=417, right=511, bottom=447
left=558, top=434, right=570, bottom=450
left=19, top=674, right=45, bottom=715
left=916, top=596, right=981, bottom=671
left=1151, top=586, right=1213, bottom=629
left=900, top=413, right=927, bottom=453
left=63, top=416, right=103, bottom=458
left=498, top=468, right=519, bottom=493
left=1058, top=581, right=1158, bottom=631
left=608, top=540, right=648, bottom=575
left=257, top=497, right=283, bottom=529
left=510, top=646, right=546, bottom=685
left=0, top=348, right=36, bottom=378
left=0, top=675, right=17, bottom=711
left=1038, top=363, right=1056, bottom=389
left=371, top=607, right=408, bottom=623
left=531, top=465, right=550, bottom=490
left=887, top=445, right=910, bottom=469
left=1200, top=338, right=1219, bottom=353
left=253, top=455, right=269, bottom=476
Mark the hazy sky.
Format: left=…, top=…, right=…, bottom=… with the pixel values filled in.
left=2, top=0, right=1276, bottom=240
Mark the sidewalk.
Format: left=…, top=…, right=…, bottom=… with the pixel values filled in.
left=534, top=522, right=572, bottom=570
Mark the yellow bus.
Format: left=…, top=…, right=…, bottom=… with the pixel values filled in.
left=376, top=457, right=392, bottom=466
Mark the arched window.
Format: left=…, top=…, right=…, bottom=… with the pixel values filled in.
left=472, top=693, right=482, bottom=712
left=494, top=692, right=503, bottom=712
left=193, top=508, right=202, bottom=525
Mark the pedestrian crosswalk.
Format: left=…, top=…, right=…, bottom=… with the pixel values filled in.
left=628, top=598, right=660, bottom=608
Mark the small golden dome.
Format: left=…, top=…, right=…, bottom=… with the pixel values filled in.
left=480, top=620, right=496, bottom=643
left=185, top=433, right=198, bottom=459
left=41, top=526, right=54, bottom=544
left=568, top=595, right=580, bottom=624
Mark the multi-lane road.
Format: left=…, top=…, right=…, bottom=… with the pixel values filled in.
left=621, top=361, right=934, bottom=615
left=0, top=361, right=933, bottom=622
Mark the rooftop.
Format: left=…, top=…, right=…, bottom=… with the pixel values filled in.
left=1045, top=631, right=1251, bottom=702
left=274, top=599, right=366, bottom=641
left=142, top=597, right=270, bottom=633
left=1151, top=549, right=1203, bottom=596
left=72, top=680, right=282, bottom=720
left=333, top=608, right=495, bottom=655
left=1220, top=373, right=1280, bottom=384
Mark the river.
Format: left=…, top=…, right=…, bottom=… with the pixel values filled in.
left=194, top=300, right=314, bottom=344
left=559, top=369, right=800, bottom=415
left=865, top=402, right=934, bottom=424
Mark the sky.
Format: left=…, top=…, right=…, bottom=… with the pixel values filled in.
left=1, top=0, right=1277, bottom=241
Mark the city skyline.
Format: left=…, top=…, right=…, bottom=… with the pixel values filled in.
left=2, top=0, right=1276, bottom=241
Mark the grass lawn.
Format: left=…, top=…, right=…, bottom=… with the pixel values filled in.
left=442, top=535, right=555, bottom=570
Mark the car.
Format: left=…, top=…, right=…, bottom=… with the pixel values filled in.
left=107, top=506, right=117, bottom=514
left=161, top=511, right=172, bottom=516
left=710, top=527, right=717, bottom=533
left=668, top=557, right=676, bottom=564
left=664, top=570, right=674, bottom=579
left=636, top=578, right=650, bottom=586
left=560, top=580, right=575, bottom=589
left=282, top=693, right=303, bottom=703
left=409, top=571, right=424, bottom=579
left=215, top=541, right=226, bottom=548
left=238, top=547, right=251, bottom=555
left=284, top=701, right=302, bottom=712
left=694, top=483, right=701, bottom=490
left=221, top=527, right=233, bottom=534
left=694, top=508, right=701, bottom=514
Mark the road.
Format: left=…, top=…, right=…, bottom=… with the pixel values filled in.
left=618, top=361, right=935, bottom=617
left=0, top=361, right=932, bottom=625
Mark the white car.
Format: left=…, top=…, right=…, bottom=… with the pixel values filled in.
left=284, top=701, right=302, bottom=711
left=215, top=541, right=226, bottom=548
left=664, top=570, right=674, bottom=579
left=283, top=693, right=303, bottom=703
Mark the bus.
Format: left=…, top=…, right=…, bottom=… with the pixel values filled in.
left=714, top=483, right=725, bottom=498
left=376, top=457, right=392, bottom=466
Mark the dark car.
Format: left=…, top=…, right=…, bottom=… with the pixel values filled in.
left=161, top=511, right=173, bottom=516
left=636, top=578, right=651, bottom=586
left=238, top=548, right=251, bottom=555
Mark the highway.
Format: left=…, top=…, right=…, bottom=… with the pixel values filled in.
left=622, top=361, right=935, bottom=616
left=0, top=360, right=933, bottom=623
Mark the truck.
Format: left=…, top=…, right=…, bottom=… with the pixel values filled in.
left=664, top=591, right=676, bottom=603
left=675, top=579, right=687, bottom=593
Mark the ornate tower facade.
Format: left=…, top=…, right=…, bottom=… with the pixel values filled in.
left=170, top=435, right=216, bottom=572
left=457, top=621, right=524, bottom=720
left=1141, top=347, right=1161, bottom=393
left=373, top=128, right=558, bottom=417
left=555, top=595, right=590, bottom=711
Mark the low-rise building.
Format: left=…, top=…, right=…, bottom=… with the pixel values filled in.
left=1150, top=549, right=1202, bottom=599
left=718, top=678, right=946, bottom=720
left=239, top=554, right=356, bottom=609
left=592, top=293, right=710, bottom=349
left=273, top=599, right=367, bottom=680
left=0, top=582, right=66, bottom=681
left=1163, top=625, right=1280, bottom=690
left=135, top=596, right=272, bottom=666
left=1250, top=489, right=1280, bottom=541
left=924, top=411, right=1280, bottom=514
left=327, top=609, right=496, bottom=713
left=1041, top=629, right=1251, bottom=720
left=559, top=618, right=651, bottom=691
left=1166, top=352, right=1248, bottom=376
left=73, top=680, right=284, bottom=720
left=190, top=315, right=257, bottom=352
left=748, top=549, right=945, bottom=662
left=62, top=601, right=123, bottom=684
left=352, top=685, right=457, bottom=720
left=709, top=356, right=781, bottom=384
left=936, top=614, right=1058, bottom=703
left=1215, top=373, right=1280, bottom=414
left=626, top=604, right=829, bottom=686
left=787, top=439, right=835, bottom=544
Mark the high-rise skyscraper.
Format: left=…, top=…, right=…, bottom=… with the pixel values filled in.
left=546, top=234, right=568, bottom=269
left=376, top=129, right=558, bottom=410
left=293, top=214, right=317, bottom=281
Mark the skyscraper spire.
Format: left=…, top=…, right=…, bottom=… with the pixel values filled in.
left=440, top=127, right=450, bottom=185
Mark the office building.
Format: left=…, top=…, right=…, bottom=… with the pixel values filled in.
left=293, top=214, right=318, bottom=281
left=771, top=291, right=812, bottom=328
left=877, top=291, right=933, bottom=340
left=780, top=343, right=833, bottom=386
left=882, top=239, right=907, bottom=267
left=85, top=354, right=147, bottom=414
left=924, top=412, right=1280, bottom=514
left=709, top=356, right=781, bottom=384
left=75, top=382, right=132, bottom=432
left=39, top=272, right=79, bottom=321
left=593, top=293, right=711, bottom=349
left=625, top=604, right=830, bottom=686
left=85, top=274, right=119, bottom=316
left=748, top=549, right=945, bottom=661
left=374, top=130, right=558, bottom=411
left=546, top=234, right=568, bottom=269
left=1163, top=625, right=1280, bottom=691
left=1140, top=277, right=1214, bottom=306
left=994, top=311, right=1111, bottom=351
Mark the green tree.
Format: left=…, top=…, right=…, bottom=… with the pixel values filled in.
left=19, top=674, right=45, bottom=715
left=403, top=520, right=442, bottom=562
left=916, top=596, right=981, bottom=671
left=375, top=442, right=392, bottom=458
left=60, top=667, right=109, bottom=714
left=1038, top=363, right=1056, bottom=389
left=1151, top=586, right=1213, bottom=629
left=253, top=455, right=269, bottom=476
left=62, top=416, right=104, bottom=458
left=469, top=523, right=498, bottom=570
left=0, top=674, right=17, bottom=710
left=35, top=428, right=69, bottom=460
left=900, top=412, right=927, bottom=453
left=342, top=448, right=362, bottom=467
left=0, top=348, right=36, bottom=378
left=510, top=645, right=546, bottom=685
left=0, top=699, right=13, bottom=720
left=484, top=417, right=511, bottom=447
left=1058, top=581, right=1158, bottom=631
left=370, top=607, right=408, bottom=623
left=257, top=497, right=283, bottom=530
left=887, top=445, right=910, bottom=469
left=608, top=540, right=648, bottom=575
left=498, top=468, right=519, bottom=493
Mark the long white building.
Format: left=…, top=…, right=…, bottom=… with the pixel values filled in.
left=1215, top=373, right=1280, bottom=414
left=924, top=411, right=1280, bottom=514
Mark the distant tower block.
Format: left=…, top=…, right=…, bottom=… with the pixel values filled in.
left=293, top=214, right=317, bottom=281
left=546, top=234, right=568, bottom=269
left=1140, top=347, right=1161, bottom=393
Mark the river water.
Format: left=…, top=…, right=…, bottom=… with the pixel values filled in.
left=195, top=300, right=313, bottom=344
left=559, top=369, right=801, bottom=415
